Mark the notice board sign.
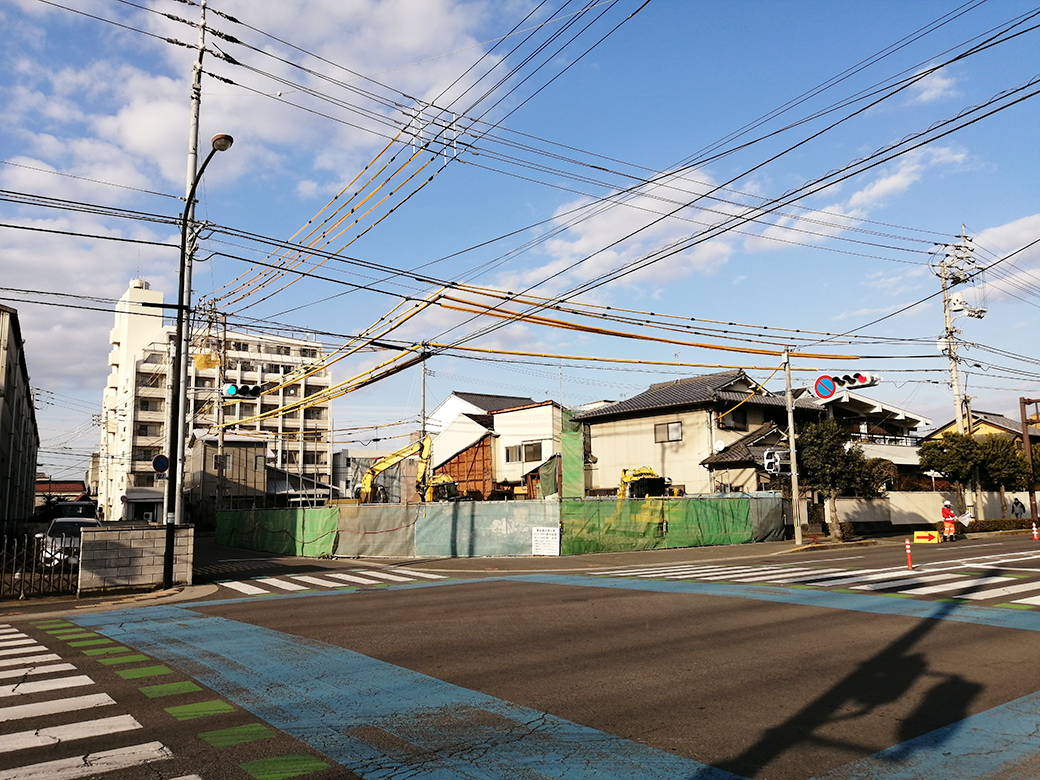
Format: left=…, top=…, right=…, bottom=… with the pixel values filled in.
left=532, top=526, right=561, bottom=556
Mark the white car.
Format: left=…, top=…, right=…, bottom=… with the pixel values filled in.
left=36, top=518, right=102, bottom=567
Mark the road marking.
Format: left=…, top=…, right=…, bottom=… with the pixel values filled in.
left=697, top=566, right=814, bottom=582
left=0, top=693, right=116, bottom=723
left=0, top=663, right=76, bottom=681
left=0, top=640, right=37, bottom=650
left=220, top=581, right=269, bottom=595
left=394, top=569, right=447, bottom=579
left=1010, top=593, right=1040, bottom=606
left=0, top=654, right=61, bottom=669
left=955, top=580, right=1040, bottom=601
left=899, top=576, right=1017, bottom=596
left=723, top=569, right=844, bottom=582
left=357, top=571, right=413, bottom=582
left=682, top=566, right=801, bottom=581
left=0, top=644, right=41, bottom=657
left=291, top=575, right=352, bottom=589
left=0, top=675, right=94, bottom=698
left=852, top=573, right=962, bottom=591
left=0, top=740, right=171, bottom=780
left=0, top=714, right=142, bottom=753
left=746, top=568, right=847, bottom=583
left=322, top=573, right=383, bottom=585
left=802, top=569, right=929, bottom=588
left=255, top=578, right=308, bottom=591
left=789, top=555, right=865, bottom=563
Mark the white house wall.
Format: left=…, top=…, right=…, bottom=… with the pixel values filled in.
left=586, top=406, right=768, bottom=495
left=432, top=416, right=493, bottom=468
left=492, top=405, right=561, bottom=484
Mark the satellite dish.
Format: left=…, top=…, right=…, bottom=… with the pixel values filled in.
left=714, top=439, right=726, bottom=453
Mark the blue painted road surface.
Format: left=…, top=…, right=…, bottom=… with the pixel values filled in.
left=63, top=571, right=1040, bottom=780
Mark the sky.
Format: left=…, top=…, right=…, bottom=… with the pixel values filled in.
left=2, top=0, right=1039, bottom=482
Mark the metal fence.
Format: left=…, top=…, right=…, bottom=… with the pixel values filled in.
left=0, top=534, right=79, bottom=599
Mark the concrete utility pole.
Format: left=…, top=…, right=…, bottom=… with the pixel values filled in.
left=1022, top=397, right=1040, bottom=523
left=165, top=0, right=208, bottom=528
left=784, top=348, right=803, bottom=546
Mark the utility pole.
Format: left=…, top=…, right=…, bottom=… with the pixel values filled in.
left=165, top=0, right=208, bottom=528
left=1022, top=397, right=1040, bottom=523
left=784, top=348, right=803, bottom=546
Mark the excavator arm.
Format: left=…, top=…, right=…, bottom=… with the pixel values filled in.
left=356, top=435, right=431, bottom=503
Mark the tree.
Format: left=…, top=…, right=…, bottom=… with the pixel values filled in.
left=977, top=436, right=1029, bottom=517
left=797, top=421, right=865, bottom=541
left=857, top=458, right=898, bottom=497
left=917, top=432, right=981, bottom=511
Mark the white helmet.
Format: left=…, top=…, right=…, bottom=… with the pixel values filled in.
left=943, top=500, right=951, bottom=506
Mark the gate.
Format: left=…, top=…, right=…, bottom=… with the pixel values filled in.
left=0, top=534, right=79, bottom=599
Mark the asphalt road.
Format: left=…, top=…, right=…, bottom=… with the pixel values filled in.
left=2, top=534, right=1040, bottom=779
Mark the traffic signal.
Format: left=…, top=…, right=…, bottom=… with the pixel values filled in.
left=764, top=450, right=780, bottom=474
left=812, top=372, right=881, bottom=398
left=222, top=383, right=262, bottom=398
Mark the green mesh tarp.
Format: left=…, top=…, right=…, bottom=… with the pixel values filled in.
left=662, top=498, right=753, bottom=548
left=536, top=456, right=558, bottom=498
left=560, top=498, right=755, bottom=554
left=216, top=508, right=338, bottom=556
left=561, top=430, right=585, bottom=498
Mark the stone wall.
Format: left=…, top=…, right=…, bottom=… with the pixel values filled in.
left=78, top=525, right=193, bottom=594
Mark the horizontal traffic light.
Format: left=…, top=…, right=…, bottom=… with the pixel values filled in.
left=812, top=373, right=881, bottom=399
left=222, top=383, right=262, bottom=398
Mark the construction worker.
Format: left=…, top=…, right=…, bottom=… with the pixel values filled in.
left=942, top=500, right=957, bottom=542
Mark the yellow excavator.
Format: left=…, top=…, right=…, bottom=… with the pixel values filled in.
left=618, top=467, right=668, bottom=499
left=355, top=435, right=459, bottom=503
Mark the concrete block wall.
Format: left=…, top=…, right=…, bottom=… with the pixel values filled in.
left=78, top=525, right=193, bottom=594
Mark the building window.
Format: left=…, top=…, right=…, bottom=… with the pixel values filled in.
left=721, top=408, right=747, bottom=431
left=213, top=454, right=229, bottom=472
left=300, top=347, right=318, bottom=358
left=133, top=447, right=159, bottom=462
left=134, top=473, right=155, bottom=487
left=505, top=445, right=521, bottom=463
left=139, top=399, right=163, bottom=413
left=137, top=423, right=160, bottom=438
left=523, top=442, right=543, bottom=463
left=303, top=407, right=326, bottom=420
left=655, top=422, right=682, bottom=443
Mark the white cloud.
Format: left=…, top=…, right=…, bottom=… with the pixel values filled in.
left=908, top=66, right=957, bottom=104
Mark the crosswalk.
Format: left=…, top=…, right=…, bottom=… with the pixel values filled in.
left=215, top=567, right=447, bottom=597
left=589, top=550, right=1040, bottom=605
left=0, top=624, right=186, bottom=780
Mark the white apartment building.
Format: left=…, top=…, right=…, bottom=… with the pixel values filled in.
left=98, top=280, right=333, bottom=523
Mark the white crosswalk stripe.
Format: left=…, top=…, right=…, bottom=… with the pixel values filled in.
left=0, top=663, right=76, bottom=681
left=323, top=573, right=383, bottom=585
left=955, top=580, right=1040, bottom=601
left=291, top=575, right=353, bottom=589
left=395, top=569, right=447, bottom=579
left=0, top=740, right=172, bottom=780
left=0, top=654, right=61, bottom=669
left=216, top=568, right=448, bottom=595
left=0, top=693, right=116, bottom=723
left=0, top=645, right=47, bottom=657
left=0, top=714, right=142, bottom=753
left=0, top=674, right=94, bottom=698
left=851, top=573, right=962, bottom=591
left=586, top=560, right=1040, bottom=603
left=898, top=575, right=1017, bottom=596
left=220, top=580, right=268, bottom=595
left=0, top=631, right=176, bottom=780
left=255, top=577, right=309, bottom=591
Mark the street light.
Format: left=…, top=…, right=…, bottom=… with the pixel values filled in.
left=164, top=133, right=234, bottom=588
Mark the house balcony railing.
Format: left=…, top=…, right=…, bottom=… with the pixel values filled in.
left=848, top=432, right=922, bottom=447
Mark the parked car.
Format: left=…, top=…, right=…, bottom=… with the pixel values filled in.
left=36, top=518, right=102, bottom=567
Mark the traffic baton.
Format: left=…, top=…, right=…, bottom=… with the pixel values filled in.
left=1033, top=522, right=1038, bottom=541
left=905, top=538, right=913, bottom=569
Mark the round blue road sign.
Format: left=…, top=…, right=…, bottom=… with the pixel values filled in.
left=152, top=454, right=170, bottom=473
left=813, top=375, right=836, bottom=399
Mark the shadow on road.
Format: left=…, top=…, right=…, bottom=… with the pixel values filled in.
left=690, top=576, right=1000, bottom=779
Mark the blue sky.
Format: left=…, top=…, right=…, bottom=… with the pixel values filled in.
left=3, top=0, right=1039, bottom=480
